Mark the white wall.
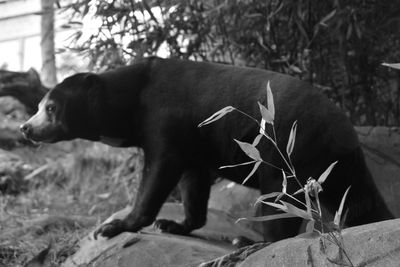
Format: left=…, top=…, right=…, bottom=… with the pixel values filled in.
left=0, top=0, right=84, bottom=77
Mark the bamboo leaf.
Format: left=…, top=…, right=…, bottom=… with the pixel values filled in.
left=234, top=139, right=262, bottom=161
left=242, top=161, right=261, bottom=184
left=266, top=81, right=275, bottom=119
left=281, top=201, right=313, bottom=220
left=260, top=201, right=287, bottom=212
left=219, top=160, right=256, bottom=169
left=297, top=230, right=319, bottom=239
left=281, top=170, right=287, bottom=194
left=275, top=192, right=284, bottom=203
left=259, top=118, right=266, bottom=135
left=258, top=102, right=274, bottom=125
left=289, top=65, right=302, bottom=74
left=293, top=188, right=304, bottom=196
left=354, top=24, right=362, bottom=39
left=259, top=119, right=274, bottom=143
left=317, top=161, right=338, bottom=184
left=255, top=192, right=282, bottom=205
left=286, top=120, right=298, bottom=157
left=382, top=63, right=400, bottom=70
left=319, top=9, right=336, bottom=26
left=346, top=24, right=353, bottom=40
left=334, top=186, right=351, bottom=226
left=252, top=133, right=263, bottom=146
left=198, top=106, right=235, bottom=127
left=304, top=186, right=312, bottom=217
left=236, top=213, right=297, bottom=223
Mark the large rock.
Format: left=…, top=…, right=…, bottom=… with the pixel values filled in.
left=209, top=180, right=259, bottom=218
left=62, top=231, right=232, bottom=267
left=208, top=179, right=262, bottom=235
left=237, top=218, right=400, bottom=267
left=356, top=127, right=400, bottom=216
left=62, top=203, right=263, bottom=267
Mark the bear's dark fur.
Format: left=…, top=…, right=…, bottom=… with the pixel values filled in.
left=20, top=57, right=393, bottom=241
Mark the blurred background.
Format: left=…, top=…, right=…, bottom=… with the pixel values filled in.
left=0, top=0, right=399, bottom=266
left=2, top=0, right=400, bottom=124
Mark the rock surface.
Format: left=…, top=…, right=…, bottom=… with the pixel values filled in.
left=236, top=218, right=400, bottom=267
left=209, top=179, right=262, bottom=235
left=63, top=231, right=233, bottom=267
left=62, top=202, right=263, bottom=267
left=356, top=126, right=400, bottom=216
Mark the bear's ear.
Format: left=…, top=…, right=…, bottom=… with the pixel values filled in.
left=82, top=74, right=104, bottom=98
left=83, top=73, right=101, bottom=89
left=27, top=68, right=42, bottom=88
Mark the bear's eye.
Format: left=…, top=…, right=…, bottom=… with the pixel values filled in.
left=46, top=104, right=56, bottom=114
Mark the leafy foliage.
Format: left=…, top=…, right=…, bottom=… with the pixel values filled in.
left=200, top=81, right=353, bottom=264
left=383, top=63, right=400, bottom=70
left=62, top=0, right=400, bottom=125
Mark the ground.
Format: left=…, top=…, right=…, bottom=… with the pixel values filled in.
left=0, top=140, right=145, bottom=266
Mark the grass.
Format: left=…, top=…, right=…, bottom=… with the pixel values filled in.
left=0, top=140, right=144, bottom=266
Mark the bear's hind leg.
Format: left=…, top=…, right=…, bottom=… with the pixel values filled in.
left=321, top=147, right=394, bottom=227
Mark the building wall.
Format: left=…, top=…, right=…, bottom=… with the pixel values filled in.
left=0, top=0, right=82, bottom=77
left=0, top=0, right=41, bottom=70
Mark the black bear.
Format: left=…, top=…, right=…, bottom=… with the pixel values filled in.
left=20, top=57, right=393, bottom=241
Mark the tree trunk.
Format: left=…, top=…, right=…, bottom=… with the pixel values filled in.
left=41, top=0, right=57, bottom=87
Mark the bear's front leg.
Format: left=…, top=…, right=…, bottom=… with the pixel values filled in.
left=154, top=169, right=212, bottom=235
left=93, top=151, right=184, bottom=239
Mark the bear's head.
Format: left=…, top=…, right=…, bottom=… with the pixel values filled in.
left=20, top=73, right=103, bottom=143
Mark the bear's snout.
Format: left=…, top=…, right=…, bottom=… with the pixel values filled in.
left=20, top=123, right=32, bottom=137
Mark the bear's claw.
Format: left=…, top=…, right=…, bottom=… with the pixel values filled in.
left=154, top=219, right=188, bottom=235
left=93, top=219, right=126, bottom=240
